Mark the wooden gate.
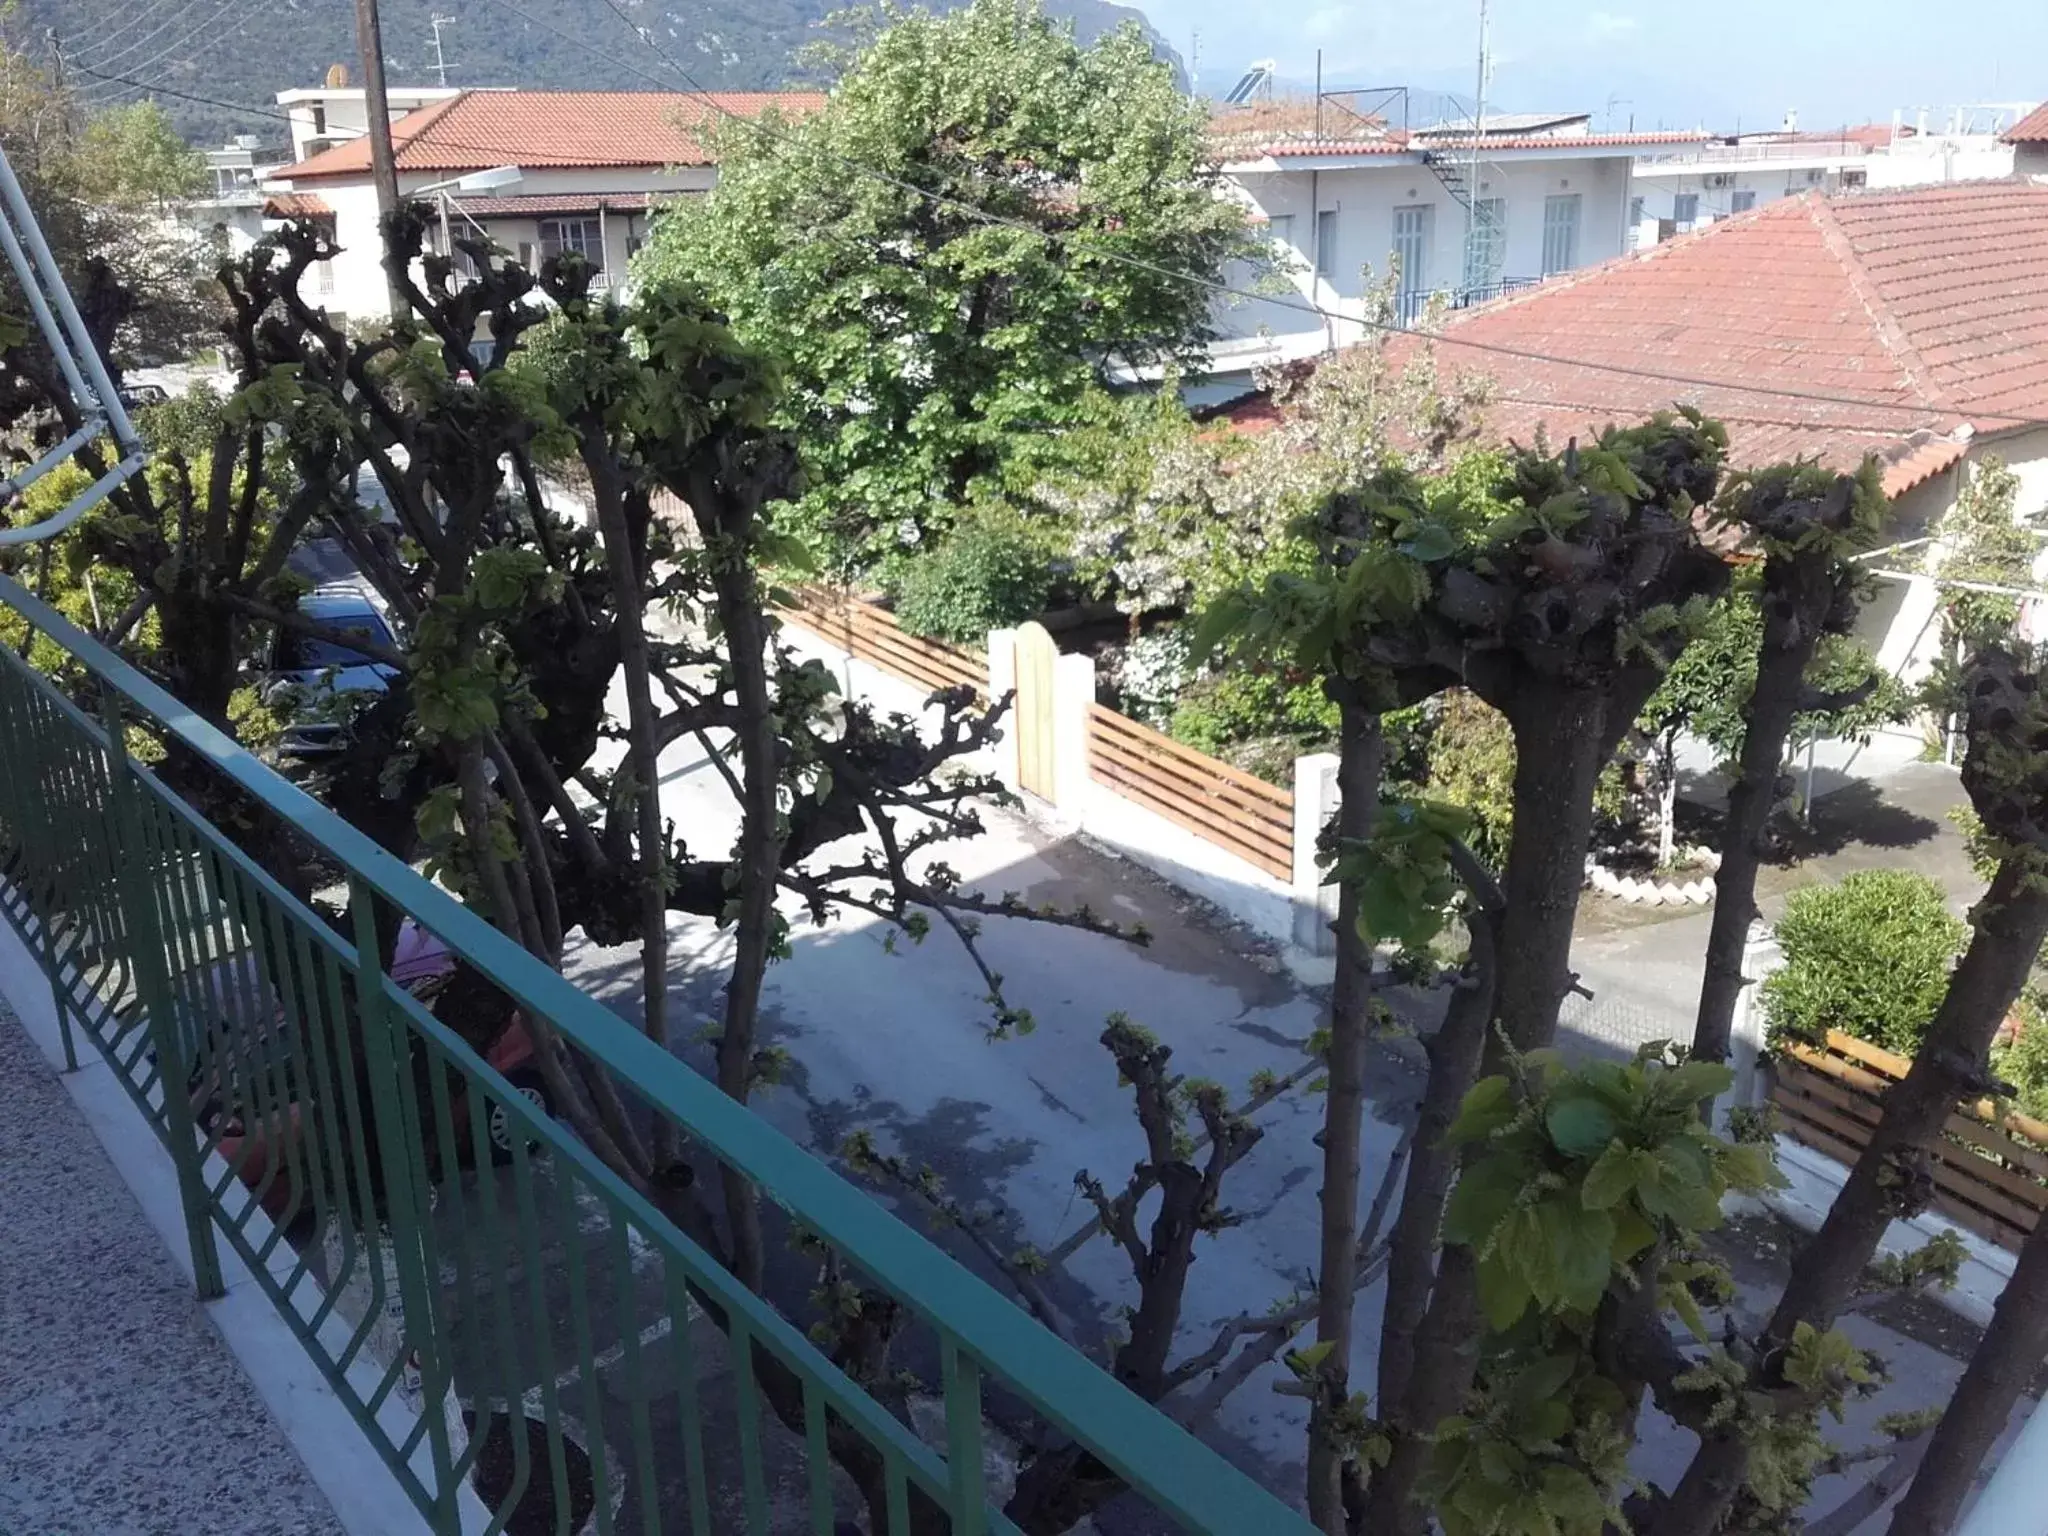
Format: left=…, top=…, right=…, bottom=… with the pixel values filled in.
left=1013, top=621, right=1058, bottom=801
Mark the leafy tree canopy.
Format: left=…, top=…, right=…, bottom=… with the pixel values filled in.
left=635, top=0, right=1258, bottom=572
left=72, top=100, right=206, bottom=209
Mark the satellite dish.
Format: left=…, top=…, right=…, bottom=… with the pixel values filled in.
left=325, top=63, right=350, bottom=89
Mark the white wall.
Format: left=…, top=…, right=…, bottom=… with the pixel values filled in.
left=1214, top=151, right=1634, bottom=351
left=2020, top=143, right=2048, bottom=180
left=1630, top=164, right=1847, bottom=232
left=279, top=165, right=719, bottom=325
left=1857, top=428, right=2048, bottom=701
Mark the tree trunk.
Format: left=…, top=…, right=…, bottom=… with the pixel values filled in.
left=1657, top=727, right=1679, bottom=869
left=1891, top=1204, right=2048, bottom=1536
left=1492, top=679, right=1625, bottom=1053
left=1365, top=913, right=1497, bottom=1535
left=1306, top=704, right=1386, bottom=1533
left=1366, top=672, right=1648, bottom=1533
left=585, top=440, right=675, bottom=1164
left=1651, top=863, right=2048, bottom=1536
left=1691, top=606, right=1821, bottom=1069
left=703, top=528, right=785, bottom=1291
left=1367, top=1246, right=1481, bottom=1536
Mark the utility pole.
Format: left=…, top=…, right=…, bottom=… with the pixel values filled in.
left=429, top=15, right=456, bottom=89
left=351, top=0, right=408, bottom=317
left=1465, top=0, right=1489, bottom=291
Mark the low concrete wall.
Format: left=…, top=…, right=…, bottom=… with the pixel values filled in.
left=785, top=615, right=1341, bottom=969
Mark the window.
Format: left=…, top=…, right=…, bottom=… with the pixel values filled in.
left=1315, top=209, right=1339, bottom=282
left=1541, top=194, right=1582, bottom=275
left=1672, top=192, right=1700, bottom=230
left=310, top=105, right=326, bottom=136
left=1392, top=205, right=1433, bottom=295
left=1267, top=212, right=1296, bottom=255
left=539, top=217, right=604, bottom=272
left=1465, top=197, right=1506, bottom=289
left=1626, top=195, right=1646, bottom=250
left=1731, top=189, right=1757, bottom=213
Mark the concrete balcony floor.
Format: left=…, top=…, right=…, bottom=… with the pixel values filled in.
left=0, top=998, right=344, bottom=1536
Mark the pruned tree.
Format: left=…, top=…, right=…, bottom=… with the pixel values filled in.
left=1689, top=461, right=1889, bottom=1076
left=1646, top=645, right=2048, bottom=1535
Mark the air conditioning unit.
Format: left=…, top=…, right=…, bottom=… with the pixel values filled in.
left=1704, top=172, right=1735, bottom=190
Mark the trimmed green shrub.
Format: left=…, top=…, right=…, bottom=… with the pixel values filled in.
left=892, top=516, right=1056, bottom=644
left=1993, top=989, right=2048, bottom=1121
left=1170, top=670, right=1337, bottom=751
left=1423, top=689, right=1517, bottom=868
left=1761, top=870, right=1965, bottom=1056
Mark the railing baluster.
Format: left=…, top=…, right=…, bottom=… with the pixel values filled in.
left=347, top=874, right=459, bottom=1530
left=97, top=690, right=225, bottom=1299
left=942, top=1336, right=989, bottom=1536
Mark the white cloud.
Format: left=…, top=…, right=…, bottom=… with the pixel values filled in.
left=1584, top=10, right=1640, bottom=41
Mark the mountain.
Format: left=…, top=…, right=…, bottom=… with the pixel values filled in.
left=24, top=0, right=1179, bottom=150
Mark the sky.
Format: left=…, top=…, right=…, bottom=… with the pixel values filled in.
left=1143, top=0, right=2046, bottom=134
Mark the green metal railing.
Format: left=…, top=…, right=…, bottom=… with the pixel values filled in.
left=0, top=569, right=1312, bottom=1536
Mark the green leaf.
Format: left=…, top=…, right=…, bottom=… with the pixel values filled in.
left=1398, top=520, right=1458, bottom=562
left=1537, top=1465, right=1611, bottom=1531
left=1662, top=1060, right=1735, bottom=1104
left=1444, top=1156, right=1524, bottom=1247
left=1448, top=1075, right=1516, bottom=1144
left=1477, top=1254, right=1533, bottom=1329
left=1284, top=1338, right=1338, bottom=1379
left=1510, top=1353, right=1580, bottom=1412
left=1521, top=1397, right=1574, bottom=1447
left=1580, top=1139, right=1637, bottom=1210
left=1609, top=1206, right=1657, bottom=1263
left=1670, top=1283, right=1709, bottom=1342
left=1544, top=1094, right=1618, bottom=1158
left=1540, top=1198, right=1616, bottom=1313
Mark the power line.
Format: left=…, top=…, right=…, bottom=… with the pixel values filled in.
left=58, top=0, right=187, bottom=56
left=76, top=0, right=244, bottom=94
left=80, top=0, right=265, bottom=106
left=74, top=0, right=223, bottom=71
left=59, top=52, right=2048, bottom=440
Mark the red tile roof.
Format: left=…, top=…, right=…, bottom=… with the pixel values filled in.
left=262, top=191, right=331, bottom=218
left=1225, top=182, right=2048, bottom=498
left=450, top=192, right=657, bottom=217
left=2005, top=102, right=2048, bottom=144
left=280, top=90, right=826, bottom=180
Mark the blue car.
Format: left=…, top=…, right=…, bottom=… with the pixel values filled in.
left=266, top=589, right=399, bottom=757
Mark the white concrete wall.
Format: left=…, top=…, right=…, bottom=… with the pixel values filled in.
left=280, top=165, right=717, bottom=325
left=1214, top=151, right=1635, bottom=350
left=2020, top=142, right=2048, bottom=180
left=1854, top=429, right=2048, bottom=720
left=1630, top=164, right=1846, bottom=231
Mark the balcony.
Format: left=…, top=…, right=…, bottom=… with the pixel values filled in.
left=1392, top=275, right=1544, bottom=328
left=0, top=570, right=1315, bottom=1533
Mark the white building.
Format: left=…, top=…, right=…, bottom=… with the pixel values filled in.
left=175, top=136, right=289, bottom=256
left=1199, top=97, right=1706, bottom=396
left=2009, top=102, right=2048, bottom=178
left=1628, top=106, right=2033, bottom=245
left=274, top=85, right=464, bottom=164
left=260, top=87, right=821, bottom=326
left=1221, top=180, right=2048, bottom=730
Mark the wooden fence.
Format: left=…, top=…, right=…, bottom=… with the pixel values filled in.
left=775, top=587, right=986, bottom=700
left=1085, top=704, right=1295, bottom=882
left=1771, top=1029, right=2048, bottom=1253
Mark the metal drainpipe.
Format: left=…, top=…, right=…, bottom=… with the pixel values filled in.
left=1311, top=168, right=1328, bottom=351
